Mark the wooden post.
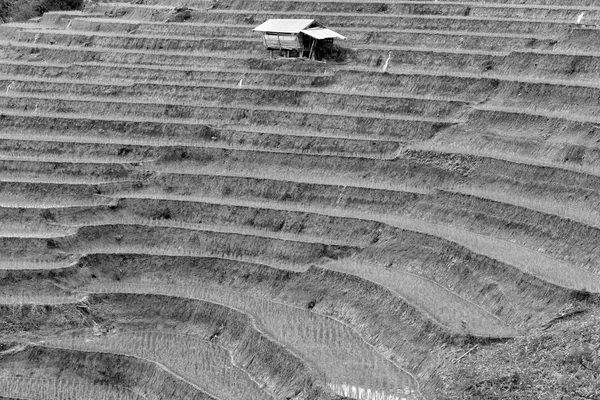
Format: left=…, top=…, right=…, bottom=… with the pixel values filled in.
left=308, top=39, right=316, bottom=60
left=277, top=34, right=282, bottom=56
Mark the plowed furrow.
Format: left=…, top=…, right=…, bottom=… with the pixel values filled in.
left=80, top=284, right=420, bottom=397
left=46, top=332, right=273, bottom=400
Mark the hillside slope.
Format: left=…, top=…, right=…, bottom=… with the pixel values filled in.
left=1, top=1, right=600, bottom=399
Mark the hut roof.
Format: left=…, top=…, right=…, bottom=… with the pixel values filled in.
left=253, top=19, right=346, bottom=40
left=301, top=27, right=346, bottom=40
left=253, top=19, right=316, bottom=34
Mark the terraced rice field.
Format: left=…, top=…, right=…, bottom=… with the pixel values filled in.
left=1, top=0, right=600, bottom=399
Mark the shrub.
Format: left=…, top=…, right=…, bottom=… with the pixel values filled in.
left=0, top=0, right=83, bottom=23
left=40, top=209, right=56, bottom=221
left=572, top=288, right=591, bottom=302
left=151, top=207, right=172, bottom=220
left=0, top=1, right=9, bottom=22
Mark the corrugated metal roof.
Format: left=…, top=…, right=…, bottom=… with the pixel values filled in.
left=253, top=19, right=315, bottom=33
left=301, top=27, right=346, bottom=40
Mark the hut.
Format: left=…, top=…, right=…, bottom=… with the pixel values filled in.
left=253, top=19, right=346, bottom=60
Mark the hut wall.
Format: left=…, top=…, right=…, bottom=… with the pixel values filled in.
left=263, top=33, right=301, bottom=50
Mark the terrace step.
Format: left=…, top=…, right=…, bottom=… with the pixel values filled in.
left=0, top=39, right=256, bottom=68
left=0, top=256, right=79, bottom=270
left=3, top=60, right=600, bottom=110
left=137, top=0, right=600, bottom=12
left=4, top=40, right=600, bottom=82
left=3, top=165, right=600, bottom=294
left=3, top=70, right=600, bottom=118
left=113, top=188, right=600, bottom=293
left=0, top=109, right=406, bottom=144
left=74, top=289, right=420, bottom=398
left=53, top=218, right=365, bottom=248
left=15, top=344, right=229, bottom=400
left=0, top=188, right=580, bottom=338
left=1, top=204, right=521, bottom=337
left=1, top=27, right=265, bottom=53
left=0, top=374, right=150, bottom=400
left=64, top=18, right=564, bottom=51
left=0, top=175, right=596, bottom=335
left=3, top=88, right=599, bottom=171
left=87, top=276, right=516, bottom=349
left=76, top=17, right=584, bottom=49
left=0, top=117, right=598, bottom=227
left=9, top=22, right=550, bottom=56
left=46, top=331, right=273, bottom=400
left=1, top=123, right=599, bottom=227
left=137, top=161, right=600, bottom=237
left=441, top=0, right=600, bottom=4
left=15, top=3, right=595, bottom=41
left=0, top=127, right=401, bottom=159
left=0, top=94, right=458, bottom=140
left=0, top=60, right=332, bottom=90
left=0, top=77, right=471, bottom=119
left=9, top=183, right=600, bottom=287
left=146, top=165, right=600, bottom=238
left=0, top=199, right=388, bottom=246
left=3, top=143, right=597, bottom=272
left=89, top=2, right=600, bottom=25
left=449, top=107, right=600, bottom=169
left=0, top=222, right=359, bottom=268
left=39, top=11, right=108, bottom=28
left=112, top=191, right=600, bottom=280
